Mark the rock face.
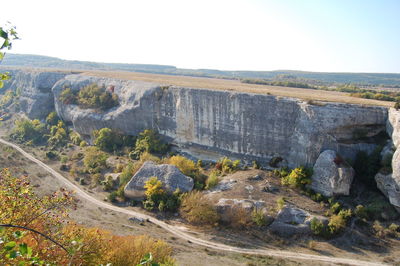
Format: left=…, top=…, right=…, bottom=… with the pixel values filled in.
left=310, top=150, right=355, bottom=197
left=2, top=69, right=67, bottom=119
left=382, top=108, right=400, bottom=211
left=124, top=161, right=194, bottom=199
left=50, top=74, right=387, bottom=168
left=269, top=206, right=328, bottom=236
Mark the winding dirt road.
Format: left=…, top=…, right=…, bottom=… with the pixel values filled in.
left=0, top=138, right=387, bottom=266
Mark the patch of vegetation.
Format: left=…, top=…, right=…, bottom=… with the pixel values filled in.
left=0, top=169, right=175, bottom=265
left=142, top=176, right=181, bottom=212
left=280, top=166, right=312, bottom=189
left=252, top=208, right=267, bottom=227
left=11, top=119, right=47, bottom=144
left=59, top=83, right=119, bottom=110
left=179, top=191, right=219, bottom=225
left=83, top=147, right=108, bottom=174
left=131, top=129, right=168, bottom=159
left=205, top=170, right=220, bottom=189
left=48, top=121, right=69, bottom=147
left=93, top=127, right=135, bottom=153
left=45, top=111, right=59, bottom=126
left=215, top=157, right=241, bottom=174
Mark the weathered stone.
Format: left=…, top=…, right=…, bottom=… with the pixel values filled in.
left=269, top=206, right=328, bottom=237
left=50, top=74, right=387, bottom=168
left=208, top=179, right=237, bottom=193
left=383, top=108, right=400, bottom=211
left=2, top=69, right=389, bottom=168
left=124, top=161, right=194, bottom=199
left=375, top=172, right=400, bottom=209
left=247, top=174, right=263, bottom=181
left=310, top=150, right=355, bottom=197
left=2, top=69, right=67, bottom=119
left=215, top=198, right=265, bottom=223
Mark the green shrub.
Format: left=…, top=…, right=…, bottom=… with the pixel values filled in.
left=143, top=176, right=181, bottom=212
left=355, top=205, right=369, bottom=220
left=48, top=121, right=68, bottom=147
left=77, top=83, right=119, bottom=110
left=83, top=147, right=108, bottom=174
left=215, top=157, right=240, bottom=173
left=166, top=155, right=199, bottom=178
left=310, top=218, right=325, bottom=236
left=281, top=166, right=312, bottom=189
left=60, top=155, right=68, bottom=164
left=205, top=170, right=220, bottom=190
left=252, top=208, right=267, bottom=226
left=133, top=129, right=168, bottom=158
left=69, top=131, right=82, bottom=145
left=108, top=191, right=118, bottom=202
left=45, top=111, right=59, bottom=126
left=328, top=214, right=346, bottom=235
left=276, top=197, right=285, bottom=210
left=79, top=140, right=87, bottom=147
left=45, top=151, right=58, bottom=160
left=93, top=127, right=135, bottom=153
left=11, top=119, right=47, bottom=144
left=59, top=87, right=77, bottom=104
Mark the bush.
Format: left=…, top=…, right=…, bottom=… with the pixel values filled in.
left=45, top=111, right=59, bottom=126
left=276, top=197, right=285, bottom=210
left=83, top=147, right=108, bottom=174
left=355, top=205, right=369, bottom=220
left=93, top=128, right=135, bottom=153
left=80, top=140, right=88, bottom=147
left=132, top=129, right=168, bottom=158
left=205, top=170, right=220, bottom=190
left=48, top=121, right=68, bottom=147
left=180, top=191, right=219, bottom=225
left=166, top=155, right=198, bottom=178
left=70, top=131, right=82, bottom=145
left=143, top=177, right=181, bottom=212
left=78, top=83, right=119, bottom=110
left=59, top=87, right=77, bottom=104
left=310, top=218, right=325, bottom=236
left=11, top=119, right=47, bottom=144
left=281, top=166, right=312, bottom=189
left=216, top=157, right=241, bottom=173
left=252, top=208, right=267, bottom=226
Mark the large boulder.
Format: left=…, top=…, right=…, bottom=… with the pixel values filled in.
left=310, top=150, right=354, bottom=197
left=383, top=108, right=400, bottom=212
left=124, top=161, right=194, bottom=199
left=375, top=172, right=400, bottom=212
left=269, top=206, right=328, bottom=237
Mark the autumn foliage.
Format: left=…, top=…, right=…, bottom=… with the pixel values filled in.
left=0, top=168, right=174, bottom=265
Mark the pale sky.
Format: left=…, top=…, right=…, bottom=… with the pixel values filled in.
left=2, top=0, right=400, bottom=72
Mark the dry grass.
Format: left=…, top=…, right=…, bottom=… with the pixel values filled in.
left=83, top=70, right=394, bottom=107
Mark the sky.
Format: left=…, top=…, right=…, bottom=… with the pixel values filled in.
left=1, top=0, right=400, bottom=73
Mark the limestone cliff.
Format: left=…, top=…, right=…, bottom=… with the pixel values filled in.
left=1, top=69, right=67, bottom=119
left=51, top=74, right=387, bottom=168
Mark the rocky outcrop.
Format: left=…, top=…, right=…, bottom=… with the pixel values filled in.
left=50, top=74, right=387, bottom=168
left=381, top=108, right=400, bottom=211
left=310, top=150, right=355, bottom=197
left=269, top=206, right=328, bottom=237
left=215, top=198, right=266, bottom=223
left=124, top=161, right=194, bottom=199
left=2, top=69, right=67, bottom=119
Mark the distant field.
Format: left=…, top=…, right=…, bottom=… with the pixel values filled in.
left=83, top=70, right=394, bottom=107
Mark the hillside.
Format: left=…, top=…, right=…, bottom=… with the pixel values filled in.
left=3, top=53, right=400, bottom=86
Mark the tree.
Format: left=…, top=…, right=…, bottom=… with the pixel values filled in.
left=0, top=24, right=18, bottom=88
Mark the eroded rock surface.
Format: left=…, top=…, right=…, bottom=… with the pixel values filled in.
left=269, top=206, right=328, bottom=237
left=310, top=150, right=355, bottom=197
left=2, top=69, right=67, bottom=119
left=124, top=161, right=194, bottom=199
left=215, top=198, right=266, bottom=223
left=50, top=74, right=388, bottom=167
left=382, top=108, right=400, bottom=211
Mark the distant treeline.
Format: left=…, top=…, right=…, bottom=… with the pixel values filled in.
left=240, top=78, right=321, bottom=90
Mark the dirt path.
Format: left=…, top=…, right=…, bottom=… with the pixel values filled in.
left=0, top=138, right=387, bottom=266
